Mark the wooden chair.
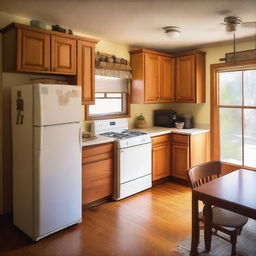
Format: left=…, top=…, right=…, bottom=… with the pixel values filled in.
left=187, top=161, right=248, bottom=256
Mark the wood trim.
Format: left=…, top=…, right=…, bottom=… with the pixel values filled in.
left=129, top=48, right=174, bottom=57
left=210, top=59, right=256, bottom=161
left=1, top=23, right=99, bottom=43
left=174, top=49, right=206, bottom=57
left=85, top=93, right=130, bottom=121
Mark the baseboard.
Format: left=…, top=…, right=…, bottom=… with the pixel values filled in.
left=169, top=176, right=190, bottom=187
left=152, top=177, right=170, bottom=187
left=83, top=196, right=113, bottom=209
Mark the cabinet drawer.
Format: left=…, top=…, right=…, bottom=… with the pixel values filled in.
left=152, top=134, right=170, bottom=146
left=171, top=134, right=189, bottom=146
left=82, top=143, right=114, bottom=164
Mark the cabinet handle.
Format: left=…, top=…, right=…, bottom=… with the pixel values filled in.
left=44, top=67, right=49, bottom=71
left=51, top=67, right=56, bottom=71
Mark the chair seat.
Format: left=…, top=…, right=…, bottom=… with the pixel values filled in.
left=212, top=207, right=248, bottom=228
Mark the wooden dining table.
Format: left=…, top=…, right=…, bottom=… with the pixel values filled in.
left=190, top=169, right=256, bottom=255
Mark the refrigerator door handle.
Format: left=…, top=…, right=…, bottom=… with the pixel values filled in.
left=79, top=126, right=82, bottom=153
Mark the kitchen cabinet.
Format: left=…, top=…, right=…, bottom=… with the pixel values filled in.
left=175, top=51, right=206, bottom=103
left=152, top=134, right=171, bottom=181
left=2, top=24, right=76, bottom=74
left=171, top=132, right=209, bottom=180
left=77, top=40, right=96, bottom=105
left=1, top=23, right=98, bottom=105
left=17, top=28, right=51, bottom=72
left=82, top=143, right=114, bottom=205
left=1, top=23, right=97, bottom=77
left=51, top=35, right=76, bottom=74
left=130, top=48, right=175, bottom=103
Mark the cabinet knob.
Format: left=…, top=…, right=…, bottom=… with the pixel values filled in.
left=45, top=67, right=49, bottom=71
left=51, top=67, right=56, bottom=71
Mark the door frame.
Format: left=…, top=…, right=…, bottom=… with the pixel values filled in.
left=210, top=59, right=256, bottom=173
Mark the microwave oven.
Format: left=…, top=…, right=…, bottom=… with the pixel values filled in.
left=153, top=110, right=177, bottom=127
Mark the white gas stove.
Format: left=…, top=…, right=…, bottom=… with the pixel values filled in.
left=92, top=118, right=152, bottom=200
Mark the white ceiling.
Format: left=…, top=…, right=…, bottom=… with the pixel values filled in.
left=0, top=0, right=256, bottom=52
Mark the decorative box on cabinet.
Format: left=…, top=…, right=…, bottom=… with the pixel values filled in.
left=130, top=48, right=175, bottom=104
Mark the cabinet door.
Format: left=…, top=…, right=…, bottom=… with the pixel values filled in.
left=176, top=55, right=196, bottom=103
left=159, top=56, right=175, bottom=102
left=152, top=143, right=170, bottom=181
left=171, top=144, right=190, bottom=180
left=82, top=159, right=113, bottom=205
left=82, top=143, right=113, bottom=205
left=144, top=53, right=159, bottom=103
left=77, top=40, right=95, bottom=105
left=51, top=35, right=76, bottom=74
left=17, top=29, right=50, bottom=72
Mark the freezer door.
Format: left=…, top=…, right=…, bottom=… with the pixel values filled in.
left=34, top=122, right=82, bottom=239
left=34, top=83, right=82, bottom=126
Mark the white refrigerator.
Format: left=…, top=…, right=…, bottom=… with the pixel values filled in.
left=11, top=83, right=82, bottom=241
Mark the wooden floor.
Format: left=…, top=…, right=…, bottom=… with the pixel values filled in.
left=0, top=182, right=192, bottom=256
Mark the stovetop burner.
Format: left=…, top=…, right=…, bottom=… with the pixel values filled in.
left=100, top=130, right=147, bottom=140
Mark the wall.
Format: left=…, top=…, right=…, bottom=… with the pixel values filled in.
left=169, top=40, right=256, bottom=128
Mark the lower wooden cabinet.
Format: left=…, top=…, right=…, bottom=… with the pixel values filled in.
left=171, top=132, right=210, bottom=180
left=152, top=134, right=171, bottom=181
left=82, top=143, right=114, bottom=205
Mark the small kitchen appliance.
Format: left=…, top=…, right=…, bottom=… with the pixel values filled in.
left=91, top=118, right=152, bottom=200
left=12, top=83, right=82, bottom=241
left=153, top=109, right=177, bottom=127
left=178, top=114, right=194, bottom=129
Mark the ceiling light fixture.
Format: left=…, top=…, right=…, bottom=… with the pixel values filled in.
left=163, top=26, right=181, bottom=38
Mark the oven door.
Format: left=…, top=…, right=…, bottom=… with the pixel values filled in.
left=119, top=142, right=152, bottom=184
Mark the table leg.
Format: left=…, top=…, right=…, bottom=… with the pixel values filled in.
left=203, top=203, right=213, bottom=252
left=190, top=192, right=199, bottom=256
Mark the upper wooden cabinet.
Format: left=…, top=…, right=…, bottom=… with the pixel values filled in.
left=51, top=35, right=76, bottom=74
left=1, top=23, right=98, bottom=77
left=175, top=51, right=206, bottom=103
left=17, top=29, right=51, bottom=72
left=160, top=56, right=175, bottom=102
left=77, top=40, right=96, bottom=105
left=130, top=49, right=175, bottom=104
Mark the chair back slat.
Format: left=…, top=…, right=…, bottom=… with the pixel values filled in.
left=187, top=161, right=222, bottom=189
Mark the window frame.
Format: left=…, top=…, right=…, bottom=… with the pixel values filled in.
left=85, top=92, right=130, bottom=120
left=211, top=59, right=256, bottom=174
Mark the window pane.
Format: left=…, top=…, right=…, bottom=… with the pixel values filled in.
left=89, top=98, right=122, bottom=115
left=95, top=93, right=105, bottom=98
left=219, top=108, right=242, bottom=165
left=244, top=109, right=256, bottom=168
left=244, top=70, right=256, bottom=106
left=219, top=71, right=242, bottom=106
left=107, top=93, right=122, bottom=98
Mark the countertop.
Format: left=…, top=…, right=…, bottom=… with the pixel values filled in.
left=82, top=135, right=115, bottom=147
left=133, top=127, right=210, bottom=137
left=82, top=126, right=209, bottom=147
